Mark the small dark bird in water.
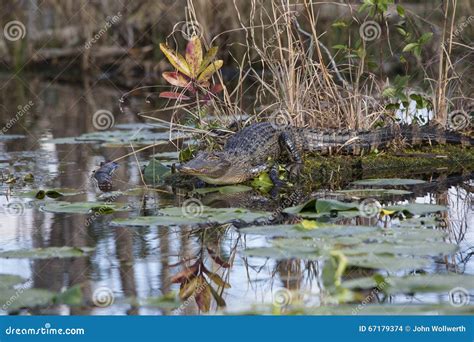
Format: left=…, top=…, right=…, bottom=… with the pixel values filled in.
left=93, top=161, right=118, bottom=192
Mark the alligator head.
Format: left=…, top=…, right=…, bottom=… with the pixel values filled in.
left=178, top=151, right=245, bottom=184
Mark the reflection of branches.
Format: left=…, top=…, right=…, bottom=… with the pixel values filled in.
left=169, top=224, right=236, bottom=313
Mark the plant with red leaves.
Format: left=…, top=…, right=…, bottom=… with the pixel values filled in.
left=159, top=36, right=224, bottom=104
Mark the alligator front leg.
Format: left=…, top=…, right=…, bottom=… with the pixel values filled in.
left=279, top=131, right=304, bottom=180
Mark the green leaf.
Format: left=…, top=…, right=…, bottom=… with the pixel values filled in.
left=396, top=5, right=405, bottom=17
left=251, top=172, right=273, bottom=192
left=332, top=20, right=347, bottom=28
left=197, top=60, right=223, bottom=82
left=332, top=44, right=347, bottom=50
left=396, top=27, right=407, bottom=37
left=352, top=178, right=426, bottom=186
left=382, top=87, right=397, bottom=98
left=419, top=32, right=433, bottom=44
left=143, top=158, right=171, bottom=186
left=197, top=46, right=219, bottom=76
left=403, top=43, right=418, bottom=52
left=0, top=247, right=94, bottom=259
left=159, top=43, right=192, bottom=77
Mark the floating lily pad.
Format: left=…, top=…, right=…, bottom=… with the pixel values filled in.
left=15, top=188, right=83, bottom=199
left=0, top=288, right=55, bottom=309
left=385, top=203, right=447, bottom=215
left=112, top=206, right=269, bottom=227
left=0, top=274, right=26, bottom=288
left=352, top=178, right=426, bottom=186
left=143, top=159, right=171, bottom=185
left=193, top=185, right=253, bottom=195
left=344, top=274, right=474, bottom=294
left=334, top=188, right=412, bottom=197
left=0, top=246, right=95, bottom=259
left=40, top=201, right=129, bottom=214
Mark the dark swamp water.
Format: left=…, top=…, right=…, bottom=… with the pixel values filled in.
left=0, top=74, right=473, bottom=315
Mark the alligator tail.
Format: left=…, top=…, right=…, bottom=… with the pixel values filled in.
left=300, top=124, right=472, bottom=155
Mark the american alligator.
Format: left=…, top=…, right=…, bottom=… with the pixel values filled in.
left=178, top=122, right=473, bottom=185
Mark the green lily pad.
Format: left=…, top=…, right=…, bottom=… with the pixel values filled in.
left=0, top=288, right=55, bottom=309
left=0, top=274, right=26, bottom=288
left=352, top=178, right=426, bottom=186
left=40, top=201, right=129, bottom=214
left=385, top=203, right=447, bottom=215
left=143, top=158, right=171, bottom=185
left=112, top=206, right=269, bottom=227
left=334, top=188, right=412, bottom=197
left=15, top=188, right=83, bottom=199
left=344, top=274, right=474, bottom=294
left=0, top=246, right=95, bottom=259
left=193, top=185, right=253, bottom=195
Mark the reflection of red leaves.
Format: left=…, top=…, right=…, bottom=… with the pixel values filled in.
left=207, top=247, right=230, bottom=268
left=195, top=278, right=212, bottom=312
left=170, top=260, right=228, bottom=312
left=170, top=263, right=199, bottom=284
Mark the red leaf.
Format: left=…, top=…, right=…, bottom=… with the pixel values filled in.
left=210, top=83, right=224, bottom=94
left=159, top=91, right=191, bottom=100
left=162, top=72, right=190, bottom=88
left=185, top=36, right=203, bottom=77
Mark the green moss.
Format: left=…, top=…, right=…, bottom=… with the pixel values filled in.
left=302, top=145, right=473, bottom=189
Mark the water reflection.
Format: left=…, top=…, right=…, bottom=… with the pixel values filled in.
left=0, top=74, right=472, bottom=315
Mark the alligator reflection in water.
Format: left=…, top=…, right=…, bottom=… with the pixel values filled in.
left=0, top=76, right=473, bottom=315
